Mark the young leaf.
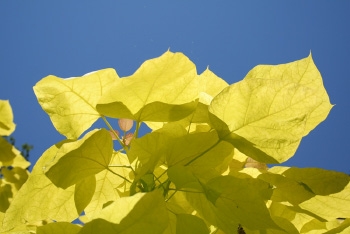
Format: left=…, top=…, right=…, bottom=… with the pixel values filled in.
left=118, top=119, right=134, bottom=132
left=33, top=69, right=119, bottom=139
left=123, top=132, right=134, bottom=146
left=96, top=51, right=199, bottom=122
left=45, top=129, right=113, bottom=189
left=209, top=56, right=332, bottom=163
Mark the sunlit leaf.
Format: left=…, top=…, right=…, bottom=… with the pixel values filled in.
left=1, top=141, right=79, bottom=232
left=299, top=181, right=350, bottom=220
left=80, top=190, right=168, bottom=234
left=244, top=54, right=333, bottom=135
left=84, top=152, right=132, bottom=220
left=33, top=69, right=119, bottom=139
left=0, top=100, right=15, bottom=136
left=209, top=56, right=332, bottom=163
left=45, top=129, right=113, bottom=189
left=96, top=51, right=199, bottom=122
left=204, top=175, right=279, bottom=230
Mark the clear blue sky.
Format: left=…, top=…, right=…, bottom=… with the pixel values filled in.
left=1, top=1, right=349, bottom=174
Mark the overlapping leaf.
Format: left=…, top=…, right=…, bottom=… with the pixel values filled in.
left=209, top=55, right=333, bottom=163
left=96, top=51, right=199, bottom=122
left=33, top=69, right=119, bottom=139
left=1, top=141, right=78, bottom=232
left=80, top=190, right=168, bottom=234
left=84, top=152, right=132, bottom=220
left=45, top=129, right=113, bottom=189
left=36, top=222, right=81, bottom=234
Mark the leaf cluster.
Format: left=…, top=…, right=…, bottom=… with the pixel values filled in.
left=1, top=51, right=350, bottom=233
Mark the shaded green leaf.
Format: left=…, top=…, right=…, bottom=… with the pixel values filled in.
left=37, top=222, right=81, bottom=234
left=176, top=214, right=209, bottom=234
left=74, top=175, right=96, bottom=215
left=0, top=138, right=16, bottom=165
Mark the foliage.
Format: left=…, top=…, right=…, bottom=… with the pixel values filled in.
left=0, top=100, right=31, bottom=224
left=1, top=51, right=350, bottom=233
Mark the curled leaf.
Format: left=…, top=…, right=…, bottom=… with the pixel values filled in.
left=123, top=133, right=134, bottom=146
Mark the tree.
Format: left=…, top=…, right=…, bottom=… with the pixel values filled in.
left=1, top=51, right=349, bottom=233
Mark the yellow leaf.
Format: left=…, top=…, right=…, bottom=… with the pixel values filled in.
left=1, top=141, right=78, bottom=232
left=45, top=129, right=113, bottom=189
left=84, top=152, right=132, bottom=220
left=97, top=51, right=199, bottom=122
left=209, top=55, right=332, bottom=163
left=0, top=100, right=15, bottom=136
left=33, top=68, right=119, bottom=139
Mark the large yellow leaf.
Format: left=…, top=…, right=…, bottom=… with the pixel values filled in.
left=0, top=100, right=15, bottom=136
left=96, top=51, right=199, bottom=122
left=209, top=55, right=332, bottom=163
left=244, top=54, right=332, bottom=135
left=33, top=69, right=119, bottom=139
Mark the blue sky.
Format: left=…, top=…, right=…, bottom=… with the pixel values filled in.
left=1, top=1, right=349, bottom=174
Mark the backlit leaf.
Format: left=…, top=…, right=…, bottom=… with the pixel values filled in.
left=204, top=175, right=279, bottom=231
left=1, top=141, right=78, bottom=232
left=209, top=55, right=332, bottom=163
left=33, top=69, right=119, bottom=139
left=80, top=190, right=168, bottom=234
left=45, top=129, right=113, bottom=189
left=84, top=152, right=132, bottom=220
left=96, top=51, right=199, bottom=122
